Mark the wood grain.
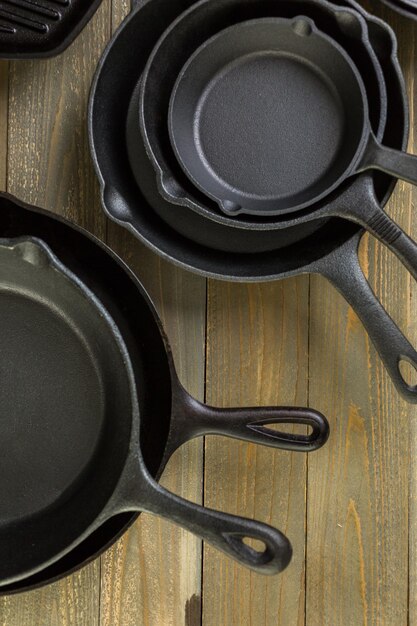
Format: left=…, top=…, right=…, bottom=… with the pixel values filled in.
left=0, top=60, right=7, bottom=189
left=306, top=6, right=417, bottom=626
left=203, top=278, right=310, bottom=626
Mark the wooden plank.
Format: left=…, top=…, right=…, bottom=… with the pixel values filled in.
left=203, top=278, right=310, bottom=626
left=306, top=8, right=417, bottom=626
left=0, top=2, right=111, bottom=624
left=98, top=3, right=206, bottom=625
left=5, top=1, right=110, bottom=234
left=0, top=60, right=7, bottom=189
left=399, top=14, right=417, bottom=626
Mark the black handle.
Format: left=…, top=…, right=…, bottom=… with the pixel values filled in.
left=118, top=453, right=292, bottom=575
left=319, top=234, right=417, bottom=403
left=338, top=186, right=417, bottom=285
left=358, top=133, right=417, bottom=187
left=168, top=382, right=329, bottom=454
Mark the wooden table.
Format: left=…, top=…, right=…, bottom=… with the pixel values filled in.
left=0, top=1, right=415, bottom=624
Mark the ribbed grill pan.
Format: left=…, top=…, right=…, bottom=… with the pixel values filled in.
left=0, top=0, right=103, bottom=57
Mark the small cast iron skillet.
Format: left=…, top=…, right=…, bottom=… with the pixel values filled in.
left=138, top=0, right=386, bottom=230
left=0, top=0, right=104, bottom=58
left=0, top=230, right=328, bottom=586
left=168, top=17, right=417, bottom=218
left=126, top=0, right=388, bottom=256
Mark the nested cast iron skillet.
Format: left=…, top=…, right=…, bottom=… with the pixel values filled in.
left=90, top=0, right=417, bottom=403
left=125, top=0, right=387, bottom=254
left=0, top=0, right=104, bottom=58
left=166, top=16, right=417, bottom=308
left=0, top=194, right=329, bottom=588
left=139, top=0, right=386, bottom=224
left=168, top=17, right=417, bottom=217
left=135, top=0, right=386, bottom=237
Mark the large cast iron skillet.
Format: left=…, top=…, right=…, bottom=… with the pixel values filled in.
left=0, top=194, right=328, bottom=588
left=90, top=0, right=417, bottom=403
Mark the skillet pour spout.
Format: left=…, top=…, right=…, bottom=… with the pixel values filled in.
left=0, top=233, right=329, bottom=584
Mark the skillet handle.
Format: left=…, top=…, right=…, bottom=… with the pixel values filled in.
left=319, top=235, right=417, bottom=403
left=358, top=133, right=417, bottom=186
left=128, top=460, right=292, bottom=575
left=339, top=186, right=417, bottom=284
left=169, top=383, right=329, bottom=453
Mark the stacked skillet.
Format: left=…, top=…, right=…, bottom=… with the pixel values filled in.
left=90, top=0, right=417, bottom=403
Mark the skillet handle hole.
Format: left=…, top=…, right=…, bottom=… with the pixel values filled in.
left=399, top=358, right=417, bottom=390
left=242, top=537, right=267, bottom=553
left=256, top=421, right=312, bottom=436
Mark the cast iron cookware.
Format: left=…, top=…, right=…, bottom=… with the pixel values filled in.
left=140, top=0, right=417, bottom=293
left=136, top=0, right=386, bottom=232
left=0, top=0, right=398, bottom=594
left=166, top=16, right=417, bottom=304
left=0, top=204, right=329, bottom=587
left=168, top=17, right=417, bottom=218
left=0, top=0, right=104, bottom=58
left=90, top=0, right=417, bottom=403
left=126, top=0, right=388, bottom=255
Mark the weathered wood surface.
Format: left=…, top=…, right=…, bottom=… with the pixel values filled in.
left=0, top=1, right=415, bottom=625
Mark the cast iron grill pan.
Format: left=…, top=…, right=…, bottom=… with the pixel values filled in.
left=0, top=0, right=103, bottom=57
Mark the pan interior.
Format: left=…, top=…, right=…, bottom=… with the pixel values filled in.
left=194, top=53, right=344, bottom=198
left=0, top=291, right=104, bottom=522
left=169, top=18, right=367, bottom=215
left=0, top=239, right=128, bottom=526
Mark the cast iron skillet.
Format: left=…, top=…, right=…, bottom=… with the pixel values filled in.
left=135, top=0, right=386, bottom=236
left=90, top=0, right=417, bottom=403
left=139, top=0, right=387, bottom=225
left=0, top=0, right=397, bottom=595
left=0, top=197, right=328, bottom=587
left=125, top=0, right=389, bottom=255
left=0, top=0, right=104, bottom=58
left=0, top=232, right=328, bottom=586
left=168, top=17, right=417, bottom=217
